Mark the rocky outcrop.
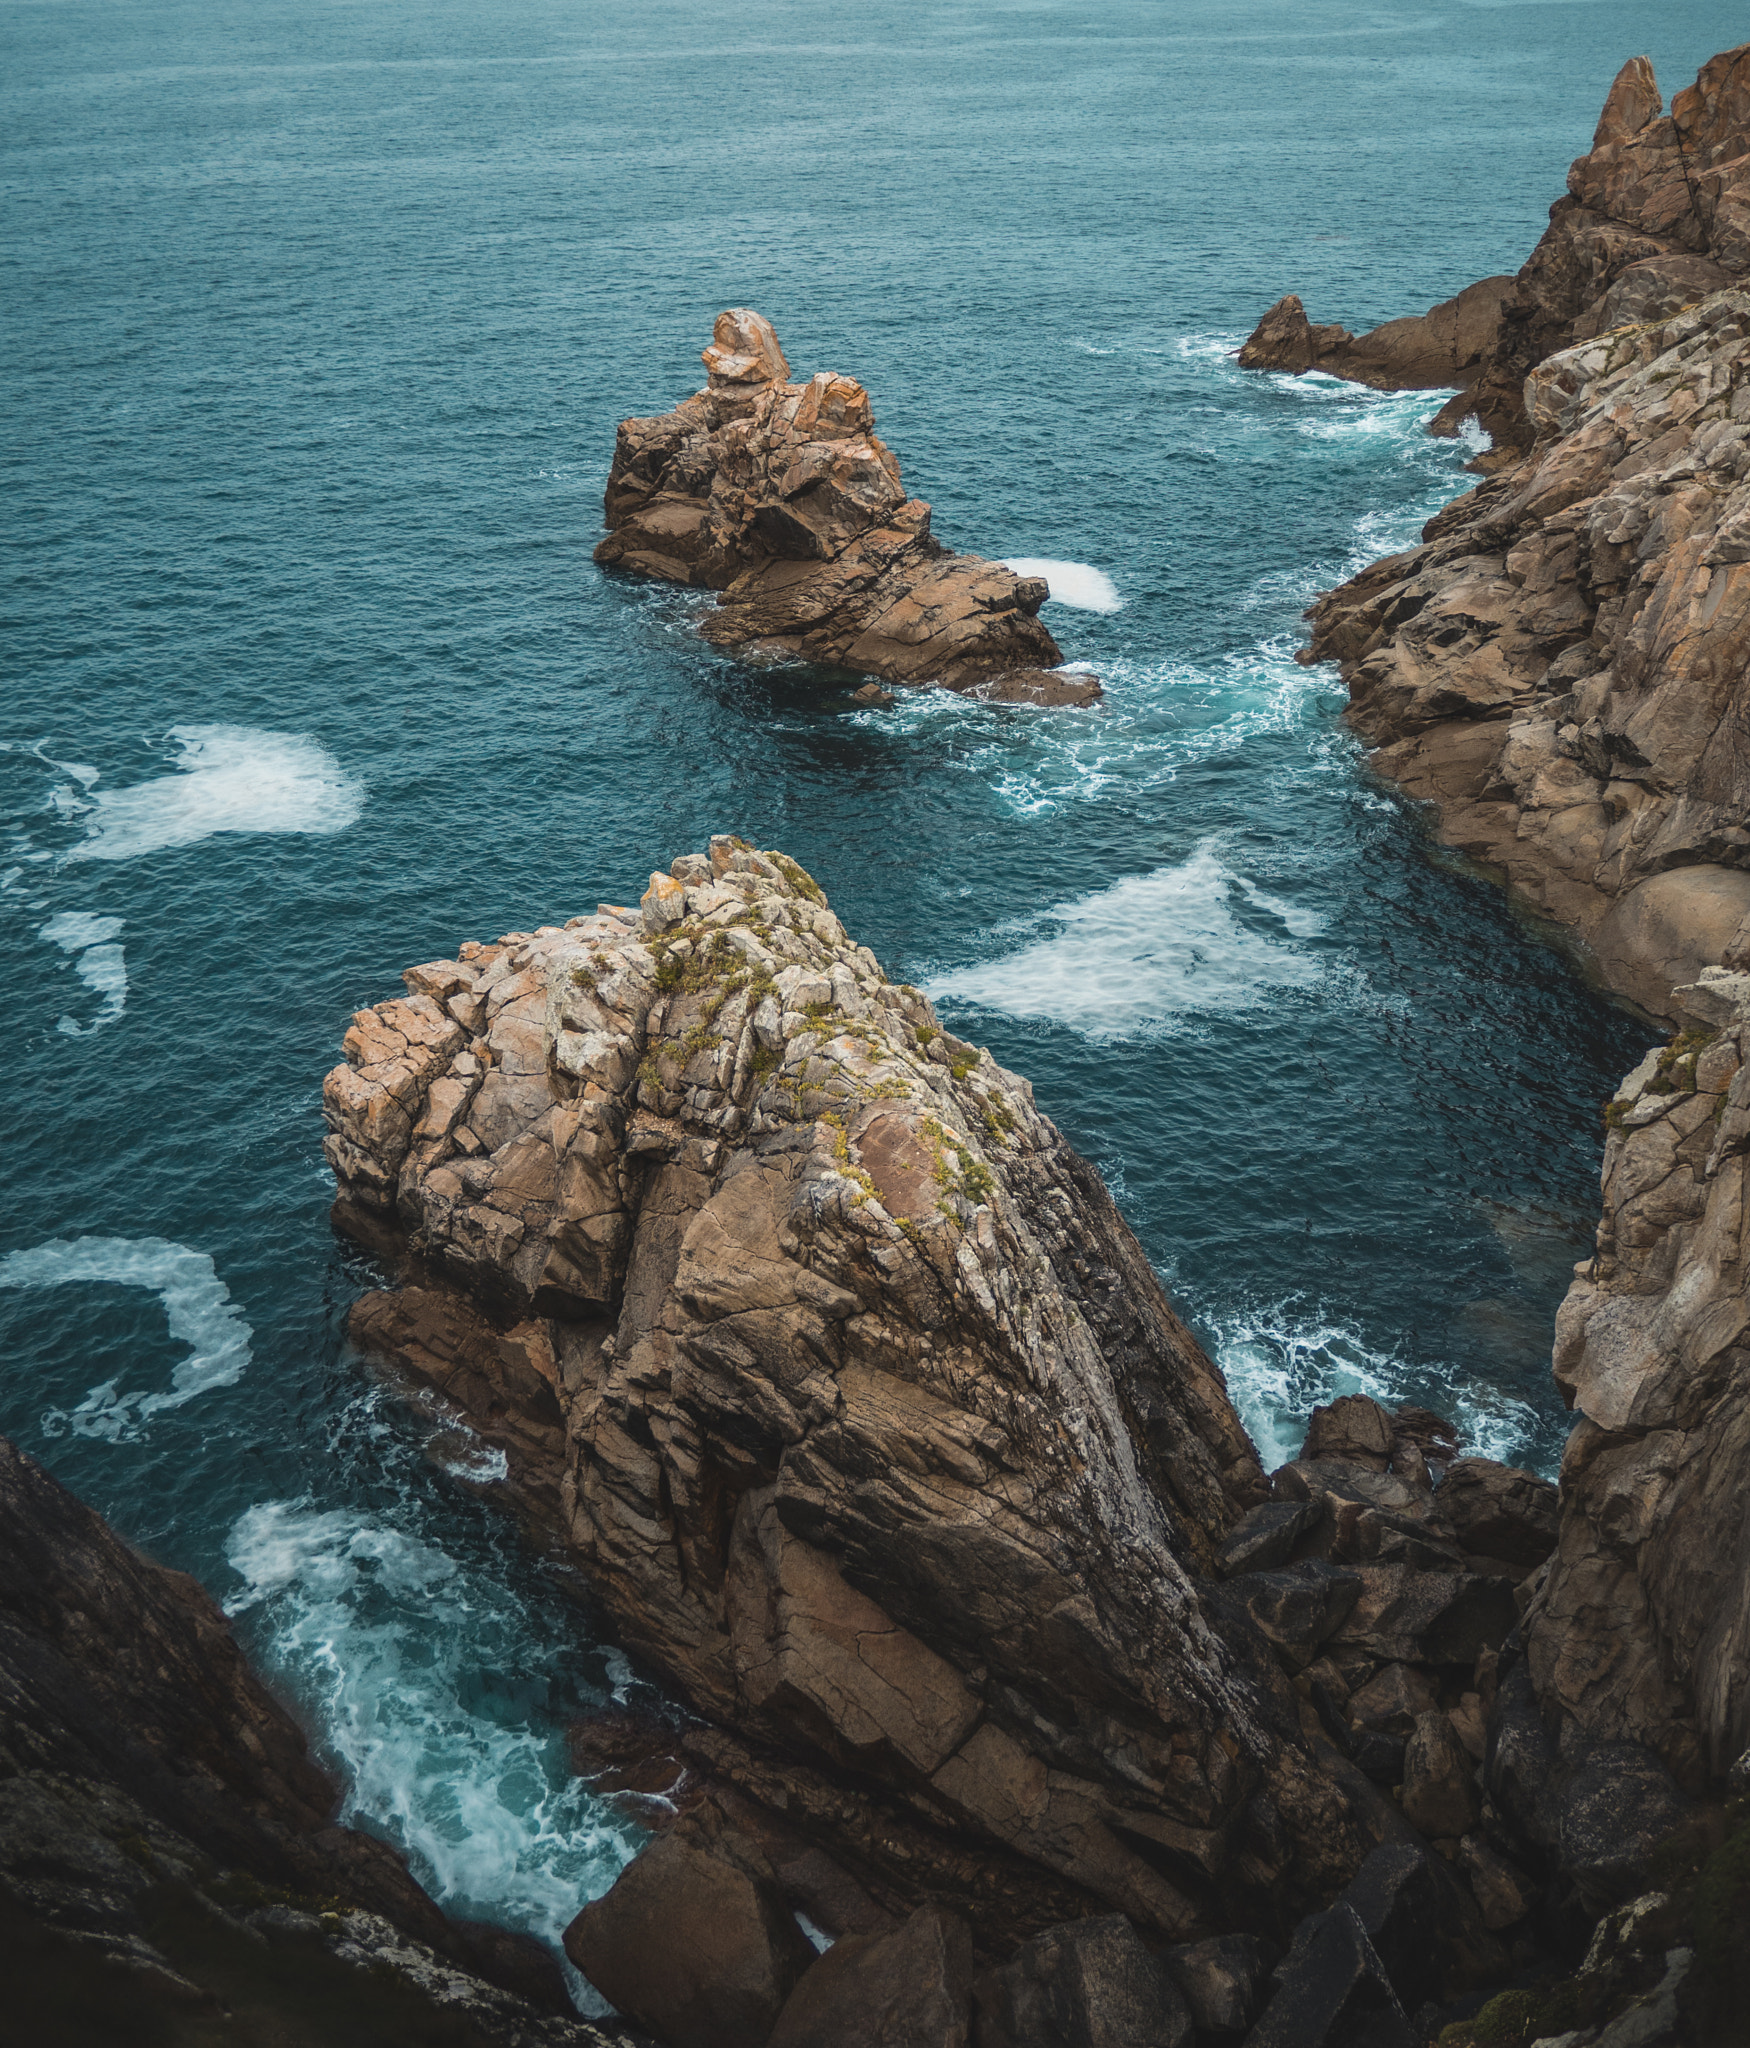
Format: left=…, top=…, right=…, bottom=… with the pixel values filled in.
left=1514, top=994, right=1750, bottom=1800
left=324, top=836, right=1409, bottom=1949
left=594, top=311, right=1098, bottom=704
left=0, top=1432, right=635, bottom=2046
left=1269, top=49, right=1750, bottom=1022
left=1241, top=49, right=1750, bottom=454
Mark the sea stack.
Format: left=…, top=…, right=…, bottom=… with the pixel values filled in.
left=594, top=309, right=1100, bottom=705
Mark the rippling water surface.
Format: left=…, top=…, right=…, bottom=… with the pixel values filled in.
left=4, top=0, right=1735, bottom=1986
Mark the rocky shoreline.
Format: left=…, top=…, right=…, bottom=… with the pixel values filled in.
left=1242, top=46, right=1750, bottom=1026
left=309, top=835, right=1750, bottom=2046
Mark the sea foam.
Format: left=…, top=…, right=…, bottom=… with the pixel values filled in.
left=68, top=725, right=364, bottom=862
left=929, top=843, right=1325, bottom=1038
left=41, top=911, right=127, bottom=1035
left=999, top=558, right=1123, bottom=613
left=0, top=1236, right=251, bottom=1440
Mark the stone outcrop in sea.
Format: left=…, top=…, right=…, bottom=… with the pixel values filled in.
left=0, top=1431, right=635, bottom=2045
left=1243, top=47, right=1750, bottom=1024
left=594, top=310, right=1100, bottom=706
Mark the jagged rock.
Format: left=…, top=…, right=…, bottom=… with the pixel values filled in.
left=1227, top=1564, right=1365, bottom=1671
left=563, top=1833, right=815, bottom=2048
left=1278, top=49, right=1750, bottom=1024
left=1342, top=1841, right=1493, bottom=2012
left=972, top=1913, right=1190, bottom=2048
left=1457, top=1834, right=1534, bottom=1931
left=1433, top=1461, right=1559, bottom=1571
left=594, top=311, right=1085, bottom=697
left=1164, top=1932, right=1275, bottom=2038
left=327, top=839, right=1377, bottom=1944
left=1347, top=1664, right=1439, bottom=1738
left=1401, top=1711, right=1483, bottom=1839
left=1556, top=1747, right=1690, bottom=1914
left=1241, top=1904, right=1412, bottom=2048
left=769, top=1903, right=973, bottom=2048
left=1218, top=1501, right=1325, bottom=1578
left=1521, top=1002, right=1750, bottom=1793
left=1236, top=295, right=1355, bottom=374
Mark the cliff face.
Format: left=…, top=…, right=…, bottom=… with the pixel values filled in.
left=594, top=311, right=1097, bottom=704
left=1523, top=988, right=1750, bottom=1796
left=0, top=1433, right=632, bottom=2045
left=324, top=837, right=1383, bottom=1944
left=1244, top=50, right=1750, bottom=1022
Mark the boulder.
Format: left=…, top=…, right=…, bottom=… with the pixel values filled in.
left=770, top=1904, right=973, bottom=2048
left=973, top=1914, right=1190, bottom=2048
left=1401, top=1711, right=1483, bottom=1839
left=563, top=1835, right=815, bottom=2048
left=1433, top=1460, right=1558, bottom=1570
left=1456, top=1834, right=1534, bottom=1931
left=1241, top=1905, right=1412, bottom=2048
left=1346, top=1664, right=1439, bottom=1738
left=1163, top=1933, right=1275, bottom=2038
left=593, top=312, right=1084, bottom=696
left=329, top=841, right=1376, bottom=1944
left=1217, top=1500, right=1324, bottom=1578
left=1557, top=1746, right=1690, bottom=1914
left=1341, top=1842, right=1493, bottom=2012
left=1226, top=1563, right=1364, bottom=1670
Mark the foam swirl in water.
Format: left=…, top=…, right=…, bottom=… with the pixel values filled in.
left=999, top=557, right=1123, bottom=613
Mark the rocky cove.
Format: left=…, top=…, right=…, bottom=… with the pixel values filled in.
left=7, top=22, right=1750, bottom=2048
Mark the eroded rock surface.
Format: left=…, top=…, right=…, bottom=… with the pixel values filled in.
left=595, top=310, right=1098, bottom=702
left=1516, top=996, right=1750, bottom=1799
left=327, top=836, right=1384, bottom=1946
left=1241, top=50, right=1750, bottom=454
left=1245, top=49, right=1750, bottom=1021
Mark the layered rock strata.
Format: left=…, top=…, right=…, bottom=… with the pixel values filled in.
left=1241, top=50, right=1750, bottom=454
left=594, top=310, right=1099, bottom=705
left=0, top=1432, right=633, bottom=2046
left=325, top=837, right=1391, bottom=1947
left=1244, top=49, right=1750, bottom=1021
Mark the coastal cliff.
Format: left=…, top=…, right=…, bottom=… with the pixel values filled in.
left=1243, top=47, right=1750, bottom=1024
left=594, top=311, right=1100, bottom=706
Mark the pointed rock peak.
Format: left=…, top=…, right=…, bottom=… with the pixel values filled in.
left=1592, top=55, right=1661, bottom=148
left=702, top=307, right=791, bottom=390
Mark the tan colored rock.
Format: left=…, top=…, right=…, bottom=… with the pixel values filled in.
left=1401, top=1711, right=1482, bottom=1838
left=327, top=839, right=1381, bottom=1942
left=595, top=314, right=1082, bottom=696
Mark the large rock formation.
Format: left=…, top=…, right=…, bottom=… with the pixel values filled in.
left=1241, top=49, right=1750, bottom=454
left=1520, top=990, right=1750, bottom=1798
left=324, top=837, right=1391, bottom=1950
left=0, top=1432, right=633, bottom=2045
left=594, top=311, right=1099, bottom=705
left=1243, top=49, right=1750, bottom=1021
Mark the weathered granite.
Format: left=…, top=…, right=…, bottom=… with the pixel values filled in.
left=326, top=836, right=1396, bottom=1947
left=595, top=310, right=1098, bottom=703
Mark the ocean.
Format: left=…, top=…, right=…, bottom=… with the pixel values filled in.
left=3, top=0, right=1734, bottom=1988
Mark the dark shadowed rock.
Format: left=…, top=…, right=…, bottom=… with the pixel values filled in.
left=770, top=1904, right=973, bottom=2048
left=1226, top=1564, right=1364, bottom=1671
left=563, top=1834, right=815, bottom=2048
left=1433, top=1460, right=1558, bottom=1569
left=1218, top=1501, right=1324, bottom=1578
left=1163, top=1932, right=1275, bottom=2038
left=1401, top=1711, right=1483, bottom=1840
left=1456, top=1835, right=1533, bottom=1932
left=973, top=1912, right=1189, bottom=2048
left=1347, top=1665, right=1439, bottom=1738
left=1341, top=1842, right=1496, bottom=2012
left=1557, top=1746, right=1690, bottom=1914
left=1241, top=1904, right=1413, bottom=2048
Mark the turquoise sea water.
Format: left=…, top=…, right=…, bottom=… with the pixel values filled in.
left=4, top=0, right=1738, bottom=1987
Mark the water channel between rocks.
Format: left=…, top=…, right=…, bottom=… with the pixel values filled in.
left=6, top=0, right=1721, bottom=1987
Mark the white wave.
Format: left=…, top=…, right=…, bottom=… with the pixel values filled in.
left=1202, top=1302, right=1548, bottom=1474
left=928, top=843, right=1326, bottom=1038
left=999, top=558, right=1122, bottom=614
left=0, top=1236, right=251, bottom=1440
left=41, top=911, right=127, bottom=1035
left=226, top=1499, right=644, bottom=1995
left=68, top=725, right=364, bottom=862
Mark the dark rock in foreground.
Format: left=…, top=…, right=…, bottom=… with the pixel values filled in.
left=595, top=309, right=1099, bottom=702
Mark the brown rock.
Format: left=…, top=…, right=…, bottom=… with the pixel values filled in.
left=974, top=1914, right=1191, bottom=2048
left=330, top=840, right=1377, bottom=1946
left=563, top=1833, right=815, bottom=2048
left=1400, top=1712, right=1482, bottom=1839
left=1433, top=1459, right=1558, bottom=1570
left=770, top=1904, right=973, bottom=2048
left=1346, top=1663, right=1439, bottom=1737
left=594, top=313, right=1089, bottom=697
left=1456, top=1835, right=1532, bottom=1931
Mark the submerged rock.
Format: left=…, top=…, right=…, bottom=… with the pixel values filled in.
left=595, top=309, right=1096, bottom=699
left=327, top=836, right=1386, bottom=1948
